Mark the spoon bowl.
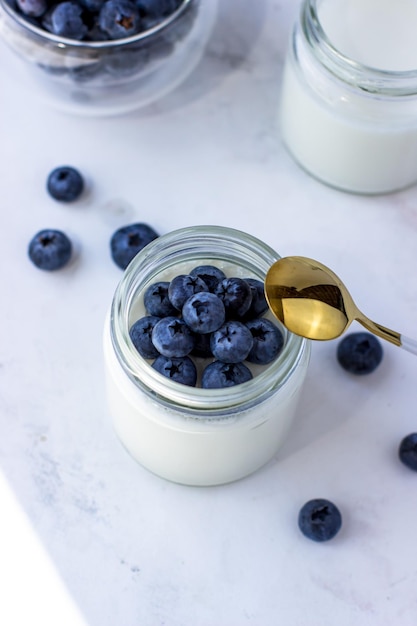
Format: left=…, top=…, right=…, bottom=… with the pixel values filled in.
left=264, top=256, right=416, bottom=355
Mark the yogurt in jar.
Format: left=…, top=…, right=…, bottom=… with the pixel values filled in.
left=280, top=0, right=417, bottom=194
left=104, top=226, right=310, bottom=486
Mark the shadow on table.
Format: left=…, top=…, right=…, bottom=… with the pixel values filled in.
left=275, top=338, right=394, bottom=463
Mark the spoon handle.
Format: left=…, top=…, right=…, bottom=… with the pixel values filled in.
left=357, top=316, right=402, bottom=346
left=358, top=316, right=417, bottom=356
left=400, top=335, right=417, bottom=356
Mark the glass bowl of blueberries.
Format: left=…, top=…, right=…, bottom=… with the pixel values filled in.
left=0, top=0, right=217, bottom=115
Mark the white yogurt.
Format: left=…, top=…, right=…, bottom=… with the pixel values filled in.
left=104, top=226, right=310, bottom=486
left=104, top=325, right=309, bottom=486
left=280, top=0, right=417, bottom=194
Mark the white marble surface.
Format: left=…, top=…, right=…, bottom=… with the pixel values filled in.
left=1, top=1, right=417, bottom=624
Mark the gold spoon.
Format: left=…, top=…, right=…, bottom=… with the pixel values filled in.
left=264, top=256, right=417, bottom=355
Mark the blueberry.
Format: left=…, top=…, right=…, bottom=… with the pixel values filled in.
left=48, top=2, right=89, bottom=39
left=152, top=355, right=197, bottom=386
left=298, top=499, right=342, bottom=542
left=137, top=0, right=181, bottom=19
left=79, top=0, right=104, bottom=11
left=16, top=0, right=47, bottom=17
left=243, top=278, right=268, bottom=319
left=99, top=0, right=141, bottom=39
left=182, top=292, right=225, bottom=334
left=214, top=277, right=253, bottom=319
left=189, top=265, right=226, bottom=293
left=168, top=274, right=209, bottom=310
left=28, top=229, right=72, bottom=271
left=337, top=332, right=383, bottom=375
left=110, top=223, right=158, bottom=270
left=245, top=318, right=284, bottom=365
left=201, top=361, right=253, bottom=389
left=152, top=316, right=195, bottom=357
left=399, top=433, right=417, bottom=471
left=129, top=315, right=161, bottom=359
left=47, top=166, right=84, bottom=202
left=144, top=281, right=177, bottom=317
left=210, top=321, right=253, bottom=364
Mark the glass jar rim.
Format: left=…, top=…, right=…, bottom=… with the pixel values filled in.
left=109, top=225, right=309, bottom=417
left=0, top=0, right=192, bottom=50
left=302, top=0, right=417, bottom=95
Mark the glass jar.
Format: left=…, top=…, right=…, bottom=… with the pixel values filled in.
left=280, top=0, right=417, bottom=194
left=103, top=225, right=310, bottom=486
left=0, top=0, right=217, bottom=116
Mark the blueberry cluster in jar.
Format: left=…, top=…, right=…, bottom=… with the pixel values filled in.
left=129, top=265, right=285, bottom=388
left=3, top=0, right=197, bottom=83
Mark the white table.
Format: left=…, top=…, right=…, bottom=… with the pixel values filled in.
left=1, top=1, right=416, bottom=624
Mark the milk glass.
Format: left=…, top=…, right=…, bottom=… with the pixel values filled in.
left=280, top=0, right=417, bottom=194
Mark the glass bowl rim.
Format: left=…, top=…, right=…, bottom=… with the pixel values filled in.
left=0, top=0, right=194, bottom=50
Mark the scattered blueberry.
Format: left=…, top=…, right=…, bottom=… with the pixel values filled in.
left=298, top=498, right=342, bottom=542
left=144, top=281, right=177, bottom=317
left=399, top=433, right=417, bottom=471
left=210, top=321, right=253, bottom=363
left=182, top=292, right=225, bottom=334
left=201, top=361, right=253, bottom=389
left=152, top=355, right=197, bottom=386
left=214, top=277, right=253, bottom=319
left=245, top=318, right=284, bottom=365
left=110, top=222, right=159, bottom=270
left=189, top=265, right=226, bottom=293
left=98, top=0, right=141, bottom=39
left=152, top=316, right=195, bottom=357
left=49, top=2, right=89, bottom=39
left=129, top=315, right=161, bottom=359
left=168, top=274, right=209, bottom=310
left=337, top=332, right=383, bottom=375
left=47, top=165, right=84, bottom=202
left=28, top=228, right=72, bottom=271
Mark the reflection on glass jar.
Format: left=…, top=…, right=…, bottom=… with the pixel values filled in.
left=0, top=0, right=217, bottom=115
left=104, top=226, right=311, bottom=486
